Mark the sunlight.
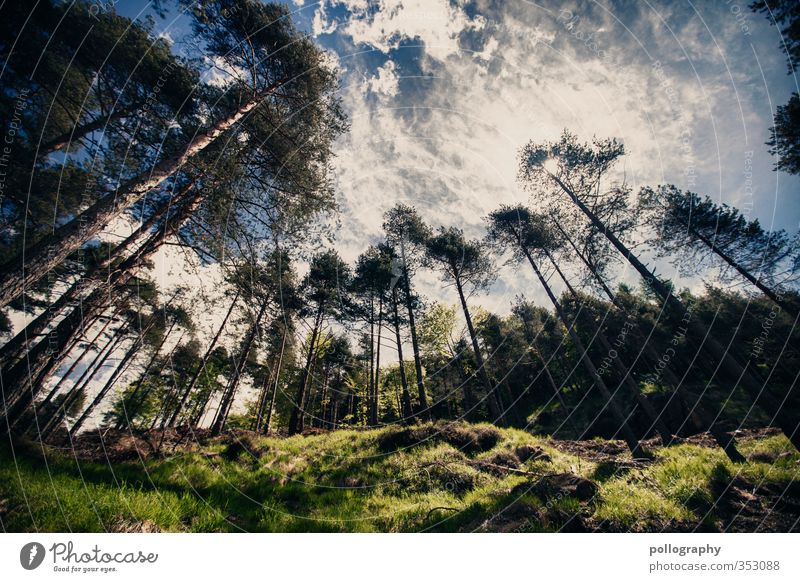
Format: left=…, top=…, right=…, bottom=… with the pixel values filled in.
left=543, top=157, right=559, bottom=176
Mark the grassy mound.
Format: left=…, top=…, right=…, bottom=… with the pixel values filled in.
left=1, top=423, right=798, bottom=532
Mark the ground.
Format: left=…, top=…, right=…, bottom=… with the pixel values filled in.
left=1, top=423, right=798, bottom=532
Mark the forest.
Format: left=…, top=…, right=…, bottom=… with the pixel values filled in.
left=1, top=0, right=799, bottom=533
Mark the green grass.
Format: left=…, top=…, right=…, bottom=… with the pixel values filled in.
left=1, top=424, right=798, bottom=532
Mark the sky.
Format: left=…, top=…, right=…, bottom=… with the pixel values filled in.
left=52, top=0, right=799, bottom=425
left=120, top=0, right=800, bottom=314
left=108, top=0, right=800, bottom=345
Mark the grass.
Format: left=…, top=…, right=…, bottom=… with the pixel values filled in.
left=1, top=423, right=798, bottom=532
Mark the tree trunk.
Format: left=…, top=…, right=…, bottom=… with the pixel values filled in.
left=38, top=104, right=136, bottom=157
left=69, top=330, right=146, bottom=436
left=1, top=191, right=204, bottom=429
left=117, top=318, right=178, bottom=430
left=547, top=173, right=797, bottom=452
left=373, top=296, right=383, bottom=425
left=392, top=289, right=413, bottom=421
left=566, top=224, right=745, bottom=461
left=40, top=330, right=125, bottom=440
left=0, top=181, right=198, bottom=369
left=533, top=347, right=571, bottom=413
left=170, top=292, right=239, bottom=428
left=0, top=79, right=288, bottom=308
left=254, top=365, right=275, bottom=432
left=263, top=327, right=288, bottom=435
left=18, top=313, right=116, bottom=433
left=400, top=240, right=429, bottom=419
left=288, top=301, right=324, bottom=435
left=691, top=227, right=797, bottom=318
left=523, top=247, right=647, bottom=457
left=453, top=274, right=502, bottom=423
left=368, top=293, right=375, bottom=425
left=211, top=299, right=270, bottom=435
left=544, top=249, right=672, bottom=445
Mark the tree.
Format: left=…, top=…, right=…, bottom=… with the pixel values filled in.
left=519, top=132, right=800, bottom=451
left=424, top=227, right=502, bottom=422
left=351, top=245, right=395, bottom=425
left=383, top=204, right=432, bottom=419
left=1, top=192, right=202, bottom=430
left=288, top=250, right=350, bottom=435
left=751, top=1, right=800, bottom=174
left=638, top=185, right=798, bottom=315
left=767, top=93, right=800, bottom=174
left=486, top=204, right=649, bottom=457
left=0, top=0, right=346, bottom=308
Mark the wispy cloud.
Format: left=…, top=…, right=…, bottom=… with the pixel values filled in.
left=308, top=0, right=800, bottom=312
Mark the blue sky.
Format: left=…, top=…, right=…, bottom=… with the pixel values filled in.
left=117, top=0, right=800, bottom=312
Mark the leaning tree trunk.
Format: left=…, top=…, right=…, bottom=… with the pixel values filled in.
left=0, top=79, right=288, bottom=308
left=68, top=328, right=150, bottom=437
left=117, top=317, right=179, bottom=430
left=171, top=291, right=240, bottom=428
left=19, top=313, right=117, bottom=434
left=532, top=347, right=572, bottom=416
left=68, top=313, right=161, bottom=436
left=211, top=299, right=270, bottom=435
left=1, top=192, right=204, bottom=429
left=543, top=249, right=672, bottom=445
left=547, top=172, right=798, bottom=452
left=554, top=221, right=745, bottom=462
left=38, top=104, right=137, bottom=158
left=40, top=329, right=125, bottom=440
left=690, top=226, right=797, bottom=318
left=453, top=274, right=502, bottom=423
left=288, top=302, right=324, bottom=435
left=522, top=247, right=647, bottom=458
left=0, top=181, right=198, bottom=369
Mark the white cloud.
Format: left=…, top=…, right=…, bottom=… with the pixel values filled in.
left=315, top=0, right=486, bottom=62
left=199, top=55, right=247, bottom=87
left=360, top=60, right=399, bottom=99
left=324, top=0, right=800, bottom=314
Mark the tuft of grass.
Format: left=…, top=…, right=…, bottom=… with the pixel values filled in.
left=595, top=477, right=693, bottom=528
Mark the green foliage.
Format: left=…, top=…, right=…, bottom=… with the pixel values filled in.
left=767, top=92, right=800, bottom=174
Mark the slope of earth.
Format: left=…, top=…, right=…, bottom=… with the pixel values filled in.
left=1, top=423, right=798, bottom=532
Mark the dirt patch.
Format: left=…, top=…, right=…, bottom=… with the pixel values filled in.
left=546, top=437, right=632, bottom=463
left=45, top=427, right=215, bottom=462
left=473, top=449, right=521, bottom=476
left=109, top=518, right=161, bottom=533
left=378, top=422, right=501, bottom=455
left=533, top=473, right=598, bottom=502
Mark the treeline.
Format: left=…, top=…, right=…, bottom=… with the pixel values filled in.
left=0, top=0, right=345, bottom=437
left=1, top=2, right=798, bottom=463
